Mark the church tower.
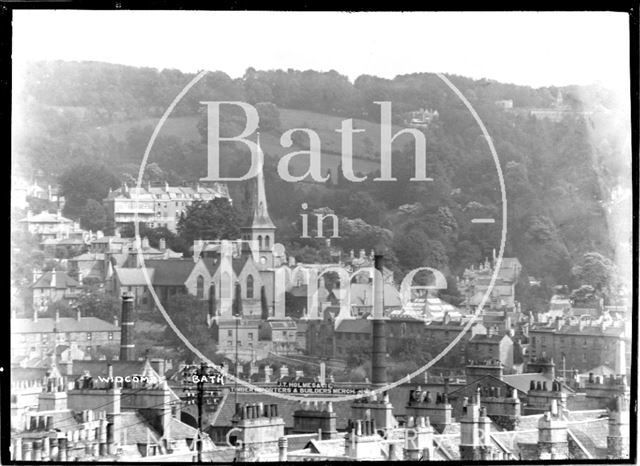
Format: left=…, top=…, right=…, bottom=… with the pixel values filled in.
left=241, top=135, right=276, bottom=268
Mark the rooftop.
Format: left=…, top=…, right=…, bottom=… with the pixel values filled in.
left=13, top=316, right=119, bottom=334
left=31, top=271, right=80, bottom=289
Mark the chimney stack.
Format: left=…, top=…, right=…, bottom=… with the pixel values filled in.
left=278, top=437, right=288, bottom=462
left=120, top=293, right=135, bottom=362
left=607, top=394, right=630, bottom=459
left=371, top=254, right=387, bottom=388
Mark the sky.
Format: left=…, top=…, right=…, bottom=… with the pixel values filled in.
left=12, top=10, right=630, bottom=91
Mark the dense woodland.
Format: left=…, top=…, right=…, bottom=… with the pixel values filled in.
left=13, top=61, right=628, bottom=313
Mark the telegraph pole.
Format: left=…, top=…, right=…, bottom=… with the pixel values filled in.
left=196, top=362, right=205, bottom=463
left=235, top=316, right=239, bottom=405
left=181, top=362, right=224, bottom=463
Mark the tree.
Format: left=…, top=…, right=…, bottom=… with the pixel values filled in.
left=74, top=288, right=121, bottom=322
left=59, top=163, right=120, bottom=219
left=79, top=199, right=107, bottom=232
left=177, top=198, right=241, bottom=245
left=232, top=282, right=243, bottom=317
left=338, top=217, right=393, bottom=253
left=119, top=223, right=188, bottom=254
left=163, top=294, right=214, bottom=358
left=260, top=286, right=269, bottom=320
left=572, top=252, right=616, bottom=293
left=208, top=283, right=217, bottom=319
left=255, top=102, right=281, bottom=132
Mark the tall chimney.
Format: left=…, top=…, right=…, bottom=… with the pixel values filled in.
left=371, top=255, right=387, bottom=388
left=120, top=293, right=135, bottom=361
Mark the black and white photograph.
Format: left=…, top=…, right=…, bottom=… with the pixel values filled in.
left=5, top=9, right=636, bottom=463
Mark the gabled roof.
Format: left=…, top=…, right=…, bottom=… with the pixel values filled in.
left=232, top=255, right=251, bottom=275
left=31, top=271, right=80, bottom=289
left=114, top=266, right=154, bottom=286
left=144, top=259, right=197, bottom=286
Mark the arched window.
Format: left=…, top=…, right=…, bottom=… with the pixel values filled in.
left=257, top=235, right=263, bottom=249
left=196, top=275, right=204, bottom=299
left=246, top=275, right=254, bottom=299
left=221, top=272, right=231, bottom=299
left=264, top=235, right=270, bottom=249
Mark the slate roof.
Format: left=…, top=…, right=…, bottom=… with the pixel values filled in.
left=11, top=366, right=48, bottom=382
left=120, top=411, right=165, bottom=444
left=20, top=211, right=74, bottom=223
left=115, top=266, right=154, bottom=286
left=91, top=236, right=131, bottom=244
left=15, top=409, right=82, bottom=436
left=70, top=253, right=106, bottom=262
left=567, top=418, right=609, bottom=457
left=468, top=333, right=510, bottom=344
left=335, top=319, right=372, bottom=334
left=208, top=391, right=354, bottom=430
left=31, top=271, right=80, bottom=289
left=266, top=320, right=297, bottom=329
left=143, top=259, right=197, bottom=286
left=70, top=360, right=148, bottom=378
left=502, top=373, right=574, bottom=394
left=12, top=317, right=119, bottom=334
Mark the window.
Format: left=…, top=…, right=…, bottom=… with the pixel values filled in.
left=248, top=332, right=254, bottom=340
left=228, top=330, right=233, bottom=337
left=196, top=275, right=204, bottom=299
left=265, top=235, right=270, bottom=249
left=108, top=332, right=114, bottom=341
left=258, top=235, right=263, bottom=249
left=246, top=275, right=254, bottom=299
left=86, top=332, right=92, bottom=341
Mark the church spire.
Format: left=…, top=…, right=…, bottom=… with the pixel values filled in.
left=249, top=133, right=275, bottom=230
